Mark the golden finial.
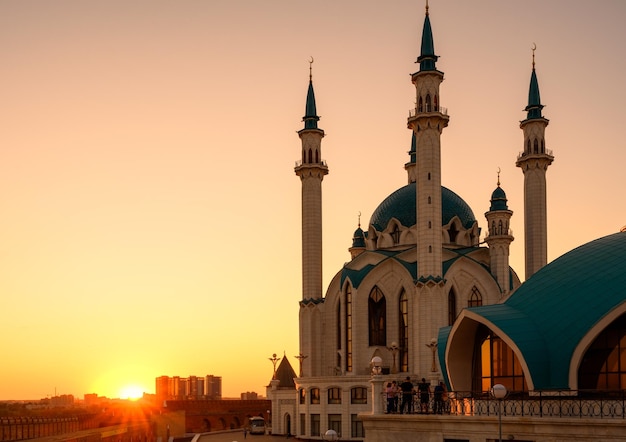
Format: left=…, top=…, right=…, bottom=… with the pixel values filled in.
left=531, top=43, right=537, bottom=69
left=309, top=56, right=314, bottom=81
left=358, top=211, right=361, bottom=228
left=497, top=167, right=501, bottom=187
left=425, top=0, right=429, bottom=16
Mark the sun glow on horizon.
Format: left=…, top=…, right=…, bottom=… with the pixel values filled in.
left=118, top=385, right=145, bottom=401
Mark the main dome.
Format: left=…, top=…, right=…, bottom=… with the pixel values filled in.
left=369, top=184, right=477, bottom=231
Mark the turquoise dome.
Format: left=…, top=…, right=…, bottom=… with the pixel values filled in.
left=489, top=186, right=509, bottom=211
left=369, top=184, right=477, bottom=231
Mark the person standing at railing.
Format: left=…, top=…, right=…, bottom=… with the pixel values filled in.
left=400, top=376, right=414, bottom=414
left=385, top=382, right=395, bottom=414
left=417, top=378, right=431, bottom=413
left=433, top=382, right=446, bottom=414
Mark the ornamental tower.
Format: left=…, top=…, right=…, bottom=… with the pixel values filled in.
left=407, top=2, right=449, bottom=283
left=295, top=60, right=328, bottom=301
left=516, top=47, right=553, bottom=280
left=485, top=172, right=514, bottom=295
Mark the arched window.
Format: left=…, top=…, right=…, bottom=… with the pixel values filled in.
left=433, top=94, right=439, bottom=112
left=399, top=290, right=409, bottom=372
left=315, top=150, right=319, bottom=163
left=418, top=97, right=423, bottom=113
left=308, top=148, right=313, bottom=163
left=310, top=388, right=320, bottom=404
left=328, top=387, right=341, bottom=404
left=448, top=288, right=457, bottom=326
left=391, top=225, right=401, bottom=244
left=368, top=287, right=386, bottom=346
left=336, top=299, right=341, bottom=369
left=474, top=325, right=527, bottom=393
left=428, top=196, right=431, bottom=204
left=498, top=220, right=503, bottom=234
left=527, top=139, right=531, bottom=153
left=468, top=286, right=483, bottom=307
left=541, top=140, right=546, bottom=153
left=345, top=285, right=353, bottom=372
left=579, top=313, right=626, bottom=390
left=533, top=139, right=539, bottom=154
left=426, top=94, right=432, bottom=112
left=350, top=387, right=368, bottom=404
left=299, top=388, right=306, bottom=404
left=448, top=223, right=459, bottom=243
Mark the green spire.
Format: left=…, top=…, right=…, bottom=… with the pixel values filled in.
left=525, top=45, right=544, bottom=119
left=303, top=58, right=320, bottom=130
left=416, top=1, right=438, bottom=71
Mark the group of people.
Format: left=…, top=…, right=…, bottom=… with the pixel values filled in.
left=385, top=377, right=448, bottom=414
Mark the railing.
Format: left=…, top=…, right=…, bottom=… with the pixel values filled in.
left=408, top=106, right=448, bottom=118
left=517, top=148, right=554, bottom=160
left=294, top=160, right=328, bottom=168
left=381, top=390, right=626, bottom=419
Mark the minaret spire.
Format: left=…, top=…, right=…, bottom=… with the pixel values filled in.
left=295, top=58, right=328, bottom=301
left=516, top=45, right=554, bottom=280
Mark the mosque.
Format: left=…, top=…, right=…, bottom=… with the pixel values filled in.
left=267, top=3, right=626, bottom=441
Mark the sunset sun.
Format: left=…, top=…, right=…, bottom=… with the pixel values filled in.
left=119, top=385, right=144, bottom=401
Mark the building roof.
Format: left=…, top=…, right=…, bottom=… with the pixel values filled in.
left=454, top=231, right=626, bottom=389
left=369, top=184, right=477, bottom=232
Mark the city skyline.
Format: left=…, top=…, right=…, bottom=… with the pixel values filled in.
left=1, top=0, right=625, bottom=400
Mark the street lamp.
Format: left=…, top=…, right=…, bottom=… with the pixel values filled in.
left=323, top=429, right=338, bottom=442
left=425, top=338, right=438, bottom=372
left=490, top=384, right=507, bottom=442
left=268, top=353, right=281, bottom=380
left=370, top=356, right=382, bottom=375
left=386, top=342, right=399, bottom=374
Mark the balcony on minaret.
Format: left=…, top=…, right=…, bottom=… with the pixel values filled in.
left=295, top=159, right=327, bottom=168
left=517, top=148, right=553, bottom=160
left=409, top=105, right=448, bottom=118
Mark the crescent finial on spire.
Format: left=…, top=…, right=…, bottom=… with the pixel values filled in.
left=531, top=43, right=537, bottom=69
left=358, top=211, right=361, bottom=228
left=497, top=167, right=501, bottom=187
left=309, top=56, right=314, bottom=81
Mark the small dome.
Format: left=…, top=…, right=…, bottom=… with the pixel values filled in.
left=352, top=227, right=366, bottom=248
left=489, top=186, right=509, bottom=211
left=369, top=184, right=477, bottom=231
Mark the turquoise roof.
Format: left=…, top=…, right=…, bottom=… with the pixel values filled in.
left=462, top=231, right=626, bottom=389
left=524, top=68, right=544, bottom=120
left=303, top=79, right=320, bottom=130
left=417, top=9, right=438, bottom=71
left=369, top=184, right=477, bottom=232
left=489, top=185, right=508, bottom=211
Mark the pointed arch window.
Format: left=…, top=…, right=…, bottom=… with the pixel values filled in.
left=579, top=313, right=626, bottom=390
left=433, top=95, right=439, bottom=112
left=345, top=285, right=353, bottom=372
left=418, top=97, right=423, bottom=113
left=448, top=223, right=459, bottom=243
left=468, top=286, right=482, bottom=307
left=336, top=300, right=341, bottom=369
left=308, top=148, right=313, bottom=163
left=315, top=150, right=319, bottom=163
left=425, top=94, right=432, bottom=112
left=391, top=225, right=401, bottom=244
left=474, top=325, right=527, bottom=393
left=533, top=139, right=539, bottom=154
left=527, top=139, right=531, bottom=153
left=448, top=288, right=457, bottom=326
left=368, top=286, right=386, bottom=346
left=399, top=290, right=409, bottom=372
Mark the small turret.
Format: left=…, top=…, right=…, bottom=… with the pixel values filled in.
left=349, top=214, right=366, bottom=259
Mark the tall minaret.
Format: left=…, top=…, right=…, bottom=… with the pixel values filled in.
left=485, top=171, right=514, bottom=295
left=407, top=1, right=449, bottom=283
left=516, top=46, right=553, bottom=280
left=295, top=59, right=328, bottom=301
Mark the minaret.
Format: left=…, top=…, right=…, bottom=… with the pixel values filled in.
left=295, top=59, right=328, bottom=301
left=485, top=171, right=514, bottom=295
left=407, top=1, right=449, bottom=283
left=516, top=46, right=553, bottom=280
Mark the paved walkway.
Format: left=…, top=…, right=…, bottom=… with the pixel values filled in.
left=195, top=430, right=293, bottom=442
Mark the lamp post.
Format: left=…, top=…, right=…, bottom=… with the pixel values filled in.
left=268, top=353, right=281, bottom=380
left=490, top=384, right=507, bottom=442
left=386, top=342, right=399, bottom=374
left=370, top=356, right=382, bottom=375
left=323, top=429, right=338, bottom=442
left=425, top=338, right=438, bottom=372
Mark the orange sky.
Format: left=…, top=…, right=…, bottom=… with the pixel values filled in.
left=1, top=0, right=625, bottom=400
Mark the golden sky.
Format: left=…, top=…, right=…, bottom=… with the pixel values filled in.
left=1, top=0, right=625, bottom=400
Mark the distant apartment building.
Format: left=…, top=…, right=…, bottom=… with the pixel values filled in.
left=240, top=391, right=258, bottom=400
left=155, top=375, right=222, bottom=401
